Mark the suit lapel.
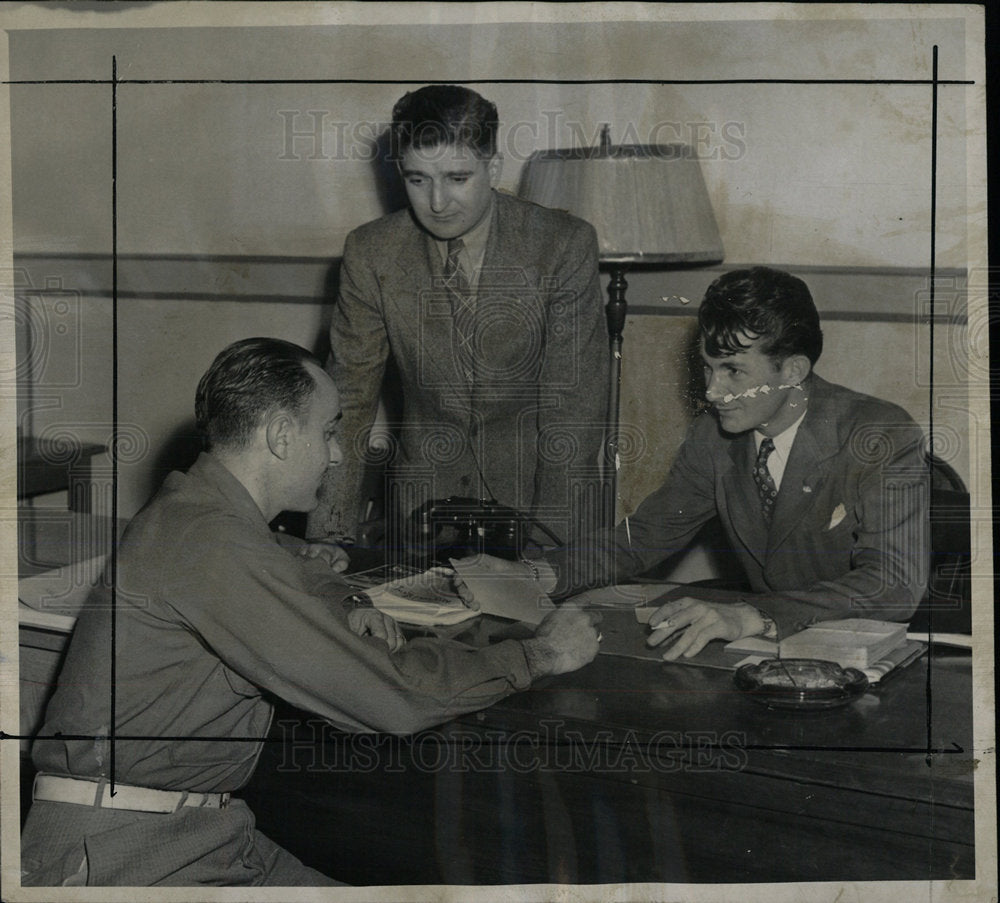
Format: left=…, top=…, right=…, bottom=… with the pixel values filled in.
left=480, top=193, right=539, bottom=291
left=721, top=376, right=844, bottom=566
left=723, top=433, right=770, bottom=568
left=768, top=427, right=829, bottom=552
left=383, top=209, right=435, bottom=280
left=767, top=377, right=842, bottom=553
left=383, top=214, right=472, bottom=402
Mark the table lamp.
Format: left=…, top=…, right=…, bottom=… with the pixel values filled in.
left=518, top=126, right=724, bottom=525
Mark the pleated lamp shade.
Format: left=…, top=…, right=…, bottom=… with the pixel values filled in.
left=518, top=133, right=724, bottom=265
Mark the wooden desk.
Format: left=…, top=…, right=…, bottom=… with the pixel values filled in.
left=17, top=511, right=128, bottom=751
left=17, top=507, right=125, bottom=578
left=16, top=436, right=108, bottom=511
left=242, top=642, right=974, bottom=885
left=16, top=523, right=974, bottom=884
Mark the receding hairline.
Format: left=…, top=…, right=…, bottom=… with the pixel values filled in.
left=196, top=342, right=328, bottom=450
left=298, top=363, right=340, bottom=421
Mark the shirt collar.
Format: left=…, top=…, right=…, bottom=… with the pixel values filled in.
left=188, top=451, right=271, bottom=529
left=435, top=192, right=495, bottom=277
left=754, top=408, right=807, bottom=460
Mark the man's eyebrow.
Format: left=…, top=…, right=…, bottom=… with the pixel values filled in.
left=702, top=352, right=745, bottom=362
left=400, top=167, right=476, bottom=177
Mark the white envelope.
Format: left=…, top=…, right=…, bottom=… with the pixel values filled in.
left=449, top=557, right=556, bottom=626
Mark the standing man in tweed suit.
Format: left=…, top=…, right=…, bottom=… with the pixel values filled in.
left=307, top=84, right=609, bottom=558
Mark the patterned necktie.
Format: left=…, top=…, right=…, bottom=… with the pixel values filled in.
left=753, top=437, right=778, bottom=523
left=444, top=238, right=465, bottom=284
left=444, top=238, right=475, bottom=376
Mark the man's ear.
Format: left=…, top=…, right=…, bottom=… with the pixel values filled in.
left=265, top=412, right=295, bottom=460
left=780, top=354, right=812, bottom=387
left=487, top=153, right=503, bottom=187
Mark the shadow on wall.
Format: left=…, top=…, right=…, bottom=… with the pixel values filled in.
left=150, top=419, right=203, bottom=493
left=683, top=326, right=711, bottom=418
left=316, top=126, right=408, bottom=355
left=370, top=126, right=410, bottom=216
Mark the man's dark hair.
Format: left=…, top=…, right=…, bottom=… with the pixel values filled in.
left=195, top=338, right=322, bottom=450
left=699, top=266, right=824, bottom=365
left=391, top=84, right=498, bottom=159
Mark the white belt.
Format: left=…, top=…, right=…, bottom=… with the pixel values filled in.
left=33, top=774, right=230, bottom=814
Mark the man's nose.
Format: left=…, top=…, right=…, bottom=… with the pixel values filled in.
left=429, top=181, right=448, bottom=213
left=327, top=436, right=344, bottom=467
left=704, top=371, right=726, bottom=402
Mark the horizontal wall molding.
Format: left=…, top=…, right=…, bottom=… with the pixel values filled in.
left=615, top=262, right=968, bottom=323
left=11, top=252, right=332, bottom=306
left=12, top=252, right=969, bottom=323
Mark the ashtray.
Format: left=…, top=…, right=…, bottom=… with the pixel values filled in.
left=733, top=658, right=869, bottom=711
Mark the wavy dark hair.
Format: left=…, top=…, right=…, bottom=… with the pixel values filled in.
left=195, top=338, right=321, bottom=450
left=699, top=266, right=823, bottom=365
left=390, top=84, right=498, bottom=160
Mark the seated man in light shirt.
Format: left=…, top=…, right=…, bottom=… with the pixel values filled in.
left=458, top=267, right=929, bottom=658
left=20, top=337, right=599, bottom=887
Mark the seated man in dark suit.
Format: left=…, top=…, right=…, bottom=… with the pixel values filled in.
left=307, top=84, right=609, bottom=561
left=460, top=267, right=929, bottom=657
left=20, top=338, right=599, bottom=887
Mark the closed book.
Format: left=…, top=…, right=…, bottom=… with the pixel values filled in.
left=726, top=618, right=908, bottom=669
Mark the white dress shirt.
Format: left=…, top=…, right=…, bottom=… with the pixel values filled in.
left=753, top=408, right=807, bottom=490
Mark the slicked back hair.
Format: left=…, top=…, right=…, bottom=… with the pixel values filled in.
left=699, top=266, right=824, bottom=366
left=195, top=338, right=321, bottom=450
left=391, top=84, right=498, bottom=160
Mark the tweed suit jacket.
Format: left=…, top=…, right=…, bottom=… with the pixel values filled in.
left=550, top=375, right=929, bottom=638
left=309, top=191, right=609, bottom=542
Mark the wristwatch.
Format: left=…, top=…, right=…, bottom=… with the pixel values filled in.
left=520, top=558, right=541, bottom=582
left=756, top=610, right=778, bottom=639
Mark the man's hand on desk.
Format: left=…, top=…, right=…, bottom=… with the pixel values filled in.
left=348, top=607, right=405, bottom=652
left=647, top=597, right=766, bottom=660
left=522, top=608, right=601, bottom=678
left=298, top=541, right=350, bottom=573
left=450, top=553, right=557, bottom=609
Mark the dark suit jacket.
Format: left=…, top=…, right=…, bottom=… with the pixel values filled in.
left=550, top=375, right=929, bottom=637
left=309, top=191, right=609, bottom=542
